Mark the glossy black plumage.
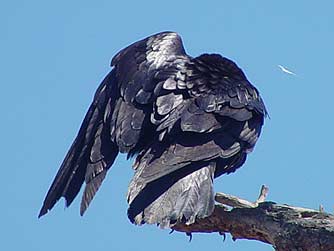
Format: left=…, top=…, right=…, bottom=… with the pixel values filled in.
left=39, top=32, right=267, bottom=227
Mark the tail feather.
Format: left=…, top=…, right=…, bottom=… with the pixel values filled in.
left=39, top=72, right=118, bottom=217
left=128, top=162, right=216, bottom=228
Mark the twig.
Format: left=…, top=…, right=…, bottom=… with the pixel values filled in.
left=256, top=185, right=269, bottom=204
left=215, top=185, right=269, bottom=208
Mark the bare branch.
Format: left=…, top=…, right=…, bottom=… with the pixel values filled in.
left=173, top=187, right=334, bottom=251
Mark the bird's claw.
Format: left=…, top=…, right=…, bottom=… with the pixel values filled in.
left=186, top=232, right=193, bottom=242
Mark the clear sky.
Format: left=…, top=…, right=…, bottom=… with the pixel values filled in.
left=1, top=1, right=333, bottom=250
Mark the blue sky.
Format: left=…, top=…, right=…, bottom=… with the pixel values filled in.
left=1, top=1, right=333, bottom=250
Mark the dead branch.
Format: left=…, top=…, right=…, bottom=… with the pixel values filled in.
left=173, top=186, right=334, bottom=251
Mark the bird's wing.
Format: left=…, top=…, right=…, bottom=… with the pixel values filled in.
left=109, top=31, right=190, bottom=155
left=39, top=31, right=190, bottom=217
left=39, top=71, right=119, bottom=217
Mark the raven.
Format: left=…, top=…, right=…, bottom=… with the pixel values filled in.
left=39, top=32, right=267, bottom=228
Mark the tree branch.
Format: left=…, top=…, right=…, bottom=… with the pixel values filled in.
left=173, top=186, right=334, bottom=251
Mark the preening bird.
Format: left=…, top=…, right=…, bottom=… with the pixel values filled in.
left=39, top=32, right=267, bottom=228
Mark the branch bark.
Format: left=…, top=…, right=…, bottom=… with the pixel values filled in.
left=173, top=186, right=334, bottom=251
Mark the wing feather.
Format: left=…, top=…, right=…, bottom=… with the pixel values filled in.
left=39, top=71, right=119, bottom=217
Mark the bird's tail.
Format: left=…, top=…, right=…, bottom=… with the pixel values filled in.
left=126, top=130, right=241, bottom=228
left=127, top=161, right=216, bottom=228
left=39, top=71, right=119, bottom=217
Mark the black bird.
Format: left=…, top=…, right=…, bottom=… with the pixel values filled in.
left=39, top=32, right=267, bottom=228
